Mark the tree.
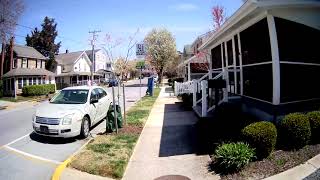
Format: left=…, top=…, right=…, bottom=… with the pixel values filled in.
left=144, top=28, right=177, bottom=83
left=211, top=5, right=225, bottom=30
left=26, top=16, right=61, bottom=70
left=0, top=0, right=24, bottom=76
left=102, top=29, right=139, bottom=82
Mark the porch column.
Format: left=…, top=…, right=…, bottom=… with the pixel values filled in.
left=232, top=36, right=237, bottom=94
left=208, top=52, right=212, bottom=79
left=237, top=33, right=244, bottom=95
left=223, top=42, right=229, bottom=102
left=188, top=62, right=191, bottom=81
left=76, top=75, right=79, bottom=84
left=267, top=15, right=280, bottom=105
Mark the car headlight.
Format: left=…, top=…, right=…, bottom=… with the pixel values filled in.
left=62, top=114, right=74, bottom=125
left=32, top=114, right=36, bottom=122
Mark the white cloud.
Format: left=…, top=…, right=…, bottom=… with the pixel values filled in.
left=169, top=3, right=198, bottom=12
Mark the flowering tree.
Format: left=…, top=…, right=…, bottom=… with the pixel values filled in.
left=144, top=28, right=177, bottom=83
left=211, top=5, right=225, bottom=30
left=102, top=29, right=139, bottom=79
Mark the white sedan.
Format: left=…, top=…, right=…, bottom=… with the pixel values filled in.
left=32, top=86, right=112, bottom=138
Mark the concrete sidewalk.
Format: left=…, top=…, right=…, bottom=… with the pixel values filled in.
left=123, top=87, right=219, bottom=180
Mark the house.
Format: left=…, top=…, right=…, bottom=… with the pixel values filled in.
left=55, top=50, right=99, bottom=89
left=2, top=44, right=55, bottom=96
left=178, top=32, right=213, bottom=81
left=176, top=0, right=320, bottom=120
left=85, top=49, right=114, bottom=80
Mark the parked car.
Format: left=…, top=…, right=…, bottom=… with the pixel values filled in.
left=108, top=78, right=118, bottom=87
left=32, top=86, right=112, bottom=138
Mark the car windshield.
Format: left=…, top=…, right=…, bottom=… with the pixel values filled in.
left=50, top=89, right=89, bottom=104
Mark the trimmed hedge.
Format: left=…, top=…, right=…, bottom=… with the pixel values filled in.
left=22, top=84, right=55, bottom=96
left=280, top=113, right=311, bottom=149
left=242, top=121, right=277, bottom=159
left=0, top=80, right=3, bottom=98
left=214, top=142, right=255, bottom=172
left=306, top=111, right=320, bottom=143
left=180, top=93, right=193, bottom=109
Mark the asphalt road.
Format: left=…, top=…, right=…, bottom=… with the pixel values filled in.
left=0, top=78, right=148, bottom=180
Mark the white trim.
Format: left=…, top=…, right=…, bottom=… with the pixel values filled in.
left=224, top=42, right=229, bottom=102
left=280, top=98, right=320, bottom=105
left=232, top=36, right=238, bottom=94
left=242, top=61, right=272, bottom=67
left=242, top=94, right=273, bottom=105
left=267, top=15, right=281, bottom=105
left=280, top=61, right=320, bottom=66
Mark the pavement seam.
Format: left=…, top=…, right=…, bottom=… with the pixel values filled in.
left=51, top=137, right=94, bottom=180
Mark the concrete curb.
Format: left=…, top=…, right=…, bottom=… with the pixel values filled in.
left=264, top=153, right=320, bottom=180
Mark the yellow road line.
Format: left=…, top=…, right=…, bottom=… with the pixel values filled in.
left=51, top=138, right=93, bottom=180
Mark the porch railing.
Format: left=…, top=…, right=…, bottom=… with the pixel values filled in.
left=174, top=81, right=193, bottom=95
left=192, top=71, right=225, bottom=117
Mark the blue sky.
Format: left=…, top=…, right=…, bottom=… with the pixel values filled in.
left=15, top=0, right=243, bottom=58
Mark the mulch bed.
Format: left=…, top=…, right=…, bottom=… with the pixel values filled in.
left=118, top=124, right=143, bottom=135
left=211, top=144, right=320, bottom=180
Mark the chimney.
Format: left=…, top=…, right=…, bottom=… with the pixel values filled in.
left=9, top=37, right=14, bottom=71
left=66, top=49, right=69, bottom=53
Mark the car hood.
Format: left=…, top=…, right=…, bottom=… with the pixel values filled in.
left=35, top=102, right=85, bottom=118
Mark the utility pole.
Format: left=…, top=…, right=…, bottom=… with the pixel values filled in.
left=89, top=30, right=101, bottom=84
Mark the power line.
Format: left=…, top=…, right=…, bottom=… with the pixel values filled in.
left=15, top=23, right=85, bottom=44
left=89, top=30, right=101, bottom=80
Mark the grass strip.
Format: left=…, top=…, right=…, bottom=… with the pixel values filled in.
left=69, top=88, right=161, bottom=179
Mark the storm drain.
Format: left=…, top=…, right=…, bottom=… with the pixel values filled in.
left=154, top=175, right=191, bottom=180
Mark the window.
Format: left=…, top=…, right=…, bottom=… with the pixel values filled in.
left=280, top=64, right=320, bottom=103
left=13, top=59, right=17, bottom=68
left=240, top=18, right=271, bottom=65
left=107, top=63, right=111, bottom=68
left=37, top=60, right=41, bottom=68
left=33, top=77, right=37, bottom=85
left=38, top=77, right=41, bottom=84
left=22, top=58, right=27, bottom=68
left=43, top=77, right=45, bottom=84
left=96, top=88, right=107, bottom=98
left=18, top=78, right=22, bottom=89
left=28, top=78, right=32, bottom=86
left=275, top=17, right=320, bottom=64
left=90, top=89, right=99, bottom=101
left=243, top=64, right=273, bottom=102
left=49, top=76, right=52, bottom=84
left=50, top=90, right=89, bottom=104
left=211, top=44, right=222, bottom=69
left=23, top=78, right=27, bottom=87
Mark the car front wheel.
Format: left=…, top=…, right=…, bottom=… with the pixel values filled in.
left=80, top=116, right=90, bottom=138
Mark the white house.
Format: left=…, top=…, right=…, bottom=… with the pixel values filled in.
left=85, top=49, right=113, bottom=72
left=55, top=51, right=100, bottom=89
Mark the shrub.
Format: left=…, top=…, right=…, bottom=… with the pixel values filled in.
left=214, top=142, right=255, bottom=172
left=22, top=84, right=55, bottom=96
left=0, top=80, right=3, bottom=97
left=306, top=111, right=320, bottom=143
left=280, top=113, right=311, bottom=149
left=242, top=121, right=277, bottom=159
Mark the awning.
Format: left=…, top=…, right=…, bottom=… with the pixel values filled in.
left=177, top=55, right=208, bottom=68
left=3, top=68, right=55, bottom=78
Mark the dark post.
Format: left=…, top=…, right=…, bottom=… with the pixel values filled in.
left=122, top=84, right=126, bottom=125
left=112, top=86, right=118, bottom=133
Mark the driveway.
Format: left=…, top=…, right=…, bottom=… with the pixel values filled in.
left=0, top=78, right=148, bottom=180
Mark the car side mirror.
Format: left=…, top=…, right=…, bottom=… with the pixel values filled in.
left=90, top=98, right=99, bottom=104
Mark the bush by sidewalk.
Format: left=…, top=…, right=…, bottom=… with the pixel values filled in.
left=69, top=88, right=161, bottom=179
left=22, top=84, right=55, bottom=96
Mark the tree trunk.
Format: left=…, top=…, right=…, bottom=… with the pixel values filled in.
left=158, top=69, right=163, bottom=84
left=0, top=43, right=5, bottom=77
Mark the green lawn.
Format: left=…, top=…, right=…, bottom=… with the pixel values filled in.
left=69, top=88, right=161, bottom=179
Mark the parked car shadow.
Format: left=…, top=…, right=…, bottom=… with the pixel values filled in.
left=29, top=132, right=78, bottom=144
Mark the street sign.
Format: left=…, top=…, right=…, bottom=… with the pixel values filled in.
left=136, top=43, right=146, bottom=58
left=136, top=61, right=145, bottom=69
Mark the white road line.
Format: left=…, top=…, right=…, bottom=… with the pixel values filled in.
left=4, top=145, right=62, bottom=165
left=5, top=133, right=31, bottom=146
